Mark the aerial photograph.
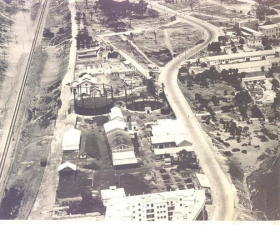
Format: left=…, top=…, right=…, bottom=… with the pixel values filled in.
left=0, top=0, right=279, bottom=222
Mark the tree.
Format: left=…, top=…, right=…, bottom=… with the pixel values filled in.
left=262, top=36, right=270, bottom=47
left=147, top=79, right=156, bottom=95
left=232, top=46, right=237, bottom=53
left=251, top=104, right=264, bottom=118
left=271, top=78, right=279, bottom=91
left=239, top=38, right=245, bottom=45
left=224, top=90, right=228, bottom=95
left=43, top=28, right=54, bottom=39
left=187, top=80, right=193, bottom=90
left=235, top=89, right=252, bottom=118
left=211, top=95, right=220, bottom=106
left=89, top=11, right=94, bottom=20
left=195, top=93, right=203, bottom=102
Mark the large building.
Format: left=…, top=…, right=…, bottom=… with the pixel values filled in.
left=104, top=107, right=138, bottom=167
left=216, top=60, right=271, bottom=73
left=101, top=186, right=126, bottom=207
left=70, top=73, right=100, bottom=97
left=198, top=48, right=280, bottom=66
left=234, top=18, right=259, bottom=30
left=258, top=23, right=280, bottom=38
left=149, top=119, right=193, bottom=157
left=246, top=36, right=263, bottom=48
left=265, top=14, right=280, bottom=24
left=62, top=128, right=81, bottom=152
left=105, top=189, right=206, bottom=221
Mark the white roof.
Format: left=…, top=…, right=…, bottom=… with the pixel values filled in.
left=109, top=107, right=124, bottom=120
left=105, top=189, right=206, bottom=221
left=104, top=119, right=127, bottom=133
left=58, top=161, right=77, bottom=172
left=217, top=60, right=271, bottom=73
left=113, top=158, right=138, bottom=166
left=151, top=119, right=188, bottom=136
left=203, top=48, right=278, bottom=62
left=112, top=151, right=136, bottom=160
left=154, top=146, right=194, bottom=156
left=112, top=151, right=137, bottom=166
left=62, top=128, right=81, bottom=151
left=101, top=187, right=126, bottom=201
left=195, top=174, right=211, bottom=188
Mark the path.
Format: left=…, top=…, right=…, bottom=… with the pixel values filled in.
left=150, top=1, right=235, bottom=221
left=28, top=0, right=78, bottom=219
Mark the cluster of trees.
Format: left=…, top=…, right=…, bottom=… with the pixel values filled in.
left=207, top=42, right=222, bottom=53
left=96, top=0, right=155, bottom=19
left=75, top=27, right=94, bottom=49
left=251, top=0, right=278, bottom=21
left=67, top=191, right=105, bottom=215
left=194, top=93, right=217, bottom=121
left=234, top=89, right=252, bottom=118
left=43, top=28, right=54, bottom=39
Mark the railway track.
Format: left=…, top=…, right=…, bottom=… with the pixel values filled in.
left=0, top=0, right=49, bottom=186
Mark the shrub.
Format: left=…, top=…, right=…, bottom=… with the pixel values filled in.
left=224, top=142, right=230, bottom=147
left=232, top=148, right=240, bottom=152
left=223, top=151, right=232, bottom=156
left=83, top=162, right=100, bottom=170
left=242, top=150, right=247, bottom=154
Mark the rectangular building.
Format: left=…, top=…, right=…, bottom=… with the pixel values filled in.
left=235, top=18, right=259, bottom=30
left=258, top=23, right=280, bottom=38
left=105, top=189, right=206, bottom=221
left=265, top=14, right=280, bottom=24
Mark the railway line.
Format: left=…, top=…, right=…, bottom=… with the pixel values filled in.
left=0, top=0, right=50, bottom=192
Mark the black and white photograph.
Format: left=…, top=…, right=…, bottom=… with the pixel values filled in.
left=0, top=0, right=279, bottom=222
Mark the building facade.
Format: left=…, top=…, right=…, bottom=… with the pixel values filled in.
left=258, top=23, right=280, bottom=38
left=105, top=189, right=206, bottom=221
left=265, top=14, right=280, bottom=24
left=235, top=18, right=259, bottom=30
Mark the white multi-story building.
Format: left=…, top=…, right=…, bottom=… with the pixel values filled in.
left=246, top=36, right=263, bottom=48
left=235, top=18, right=259, bottom=30
left=105, top=189, right=206, bottom=221
left=265, top=14, right=280, bottom=24
left=259, top=23, right=280, bottom=38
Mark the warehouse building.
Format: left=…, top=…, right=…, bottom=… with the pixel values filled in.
left=62, top=128, right=81, bottom=152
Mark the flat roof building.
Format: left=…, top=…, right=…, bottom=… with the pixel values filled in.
left=101, top=186, right=126, bottom=207
left=258, top=23, right=280, bottom=38
left=234, top=18, right=259, bottom=30
left=216, top=60, right=271, bottom=73
left=265, top=14, right=280, bottom=24
left=62, top=128, right=81, bottom=152
left=195, top=174, right=211, bottom=188
left=199, top=48, right=279, bottom=66
left=105, top=189, right=206, bottom=221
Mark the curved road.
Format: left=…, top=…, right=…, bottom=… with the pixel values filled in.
left=151, top=2, right=235, bottom=221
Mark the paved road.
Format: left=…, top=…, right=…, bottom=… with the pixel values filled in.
left=151, top=2, right=235, bottom=221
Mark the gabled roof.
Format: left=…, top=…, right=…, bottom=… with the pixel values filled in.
left=151, top=134, right=191, bottom=146
left=104, top=119, right=127, bottom=133
left=58, top=161, right=77, bottom=172
left=109, top=107, right=124, bottom=120
left=107, top=128, right=133, bottom=151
